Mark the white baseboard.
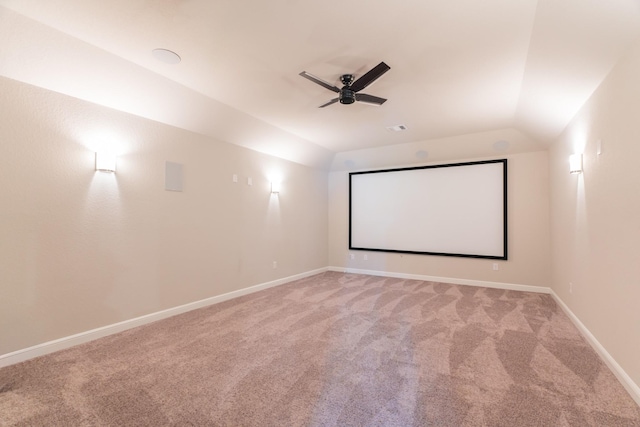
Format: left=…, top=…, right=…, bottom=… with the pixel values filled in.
left=328, top=266, right=550, bottom=294
left=550, top=290, right=640, bottom=406
left=0, top=267, right=328, bottom=368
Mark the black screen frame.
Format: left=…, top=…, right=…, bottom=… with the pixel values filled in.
left=348, top=159, right=508, bottom=260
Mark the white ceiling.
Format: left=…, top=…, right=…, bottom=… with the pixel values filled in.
left=1, top=0, right=639, bottom=170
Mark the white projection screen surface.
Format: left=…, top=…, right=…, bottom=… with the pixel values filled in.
left=349, top=159, right=507, bottom=259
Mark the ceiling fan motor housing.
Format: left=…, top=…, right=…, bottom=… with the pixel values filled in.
left=340, top=88, right=356, bottom=104
left=339, top=74, right=356, bottom=104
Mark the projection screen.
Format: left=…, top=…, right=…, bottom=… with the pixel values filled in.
left=349, top=159, right=507, bottom=259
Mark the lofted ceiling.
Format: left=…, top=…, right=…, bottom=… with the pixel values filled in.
left=1, top=0, right=639, bottom=170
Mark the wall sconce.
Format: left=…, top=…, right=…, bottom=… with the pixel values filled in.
left=271, top=181, right=281, bottom=194
left=569, top=154, right=582, bottom=174
left=96, top=152, right=117, bottom=172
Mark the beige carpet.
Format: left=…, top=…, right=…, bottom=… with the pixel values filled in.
left=1, top=272, right=639, bottom=426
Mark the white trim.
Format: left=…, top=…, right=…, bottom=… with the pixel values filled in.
left=328, top=266, right=550, bottom=294
left=0, top=267, right=328, bottom=368
left=550, top=290, right=640, bottom=406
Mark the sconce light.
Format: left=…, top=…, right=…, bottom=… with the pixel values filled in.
left=96, top=152, right=117, bottom=172
left=569, top=154, right=582, bottom=174
left=271, top=181, right=281, bottom=194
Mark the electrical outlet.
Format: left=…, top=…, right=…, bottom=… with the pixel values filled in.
left=349, top=254, right=355, bottom=260
left=363, top=255, right=368, bottom=261
left=273, top=261, right=277, bottom=269
left=232, top=174, right=238, bottom=183
left=492, top=263, right=499, bottom=271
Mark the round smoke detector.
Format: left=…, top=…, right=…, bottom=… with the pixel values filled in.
left=152, top=48, right=181, bottom=65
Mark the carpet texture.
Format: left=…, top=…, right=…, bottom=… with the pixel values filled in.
left=1, top=272, right=639, bottom=426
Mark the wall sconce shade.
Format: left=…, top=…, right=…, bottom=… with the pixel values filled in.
left=569, top=154, right=582, bottom=174
left=96, top=152, right=117, bottom=172
left=271, top=181, right=280, bottom=194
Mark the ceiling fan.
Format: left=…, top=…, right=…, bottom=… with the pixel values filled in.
left=299, top=61, right=390, bottom=108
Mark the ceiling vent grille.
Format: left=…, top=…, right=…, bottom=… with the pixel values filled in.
left=386, top=124, right=408, bottom=131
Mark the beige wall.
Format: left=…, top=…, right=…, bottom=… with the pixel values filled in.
left=0, top=76, right=328, bottom=354
left=549, top=38, right=640, bottom=386
left=328, top=151, right=552, bottom=288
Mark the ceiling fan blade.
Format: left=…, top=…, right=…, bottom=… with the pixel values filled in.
left=356, top=93, right=387, bottom=105
left=350, top=62, right=390, bottom=93
left=319, top=98, right=340, bottom=108
left=299, top=71, right=340, bottom=93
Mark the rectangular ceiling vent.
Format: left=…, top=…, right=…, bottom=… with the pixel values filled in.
left=386, top=124, right=408, bottom=132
